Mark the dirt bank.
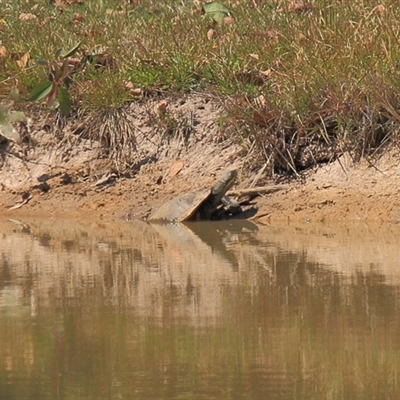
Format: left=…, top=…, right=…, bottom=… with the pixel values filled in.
left=1, top=94, right=400, bottom=224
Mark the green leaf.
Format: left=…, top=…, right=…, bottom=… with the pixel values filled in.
left=0, top=120, right=21, bottom=143
left=202, top=2, right=231, bottom=22
left=0, top=106, right=22, bottom=143
left=28, top=81, right=53, bottom=102
left=209, top=11, right=229, bottom=22
left=59, top=59, right=70, bottom=81
left=8, top=111, right=27, bottom=123
left=55, top=48, right=64, bottom=59
left=61, top=40, right=83, bottom=59
left=57, top=86, right=71, bottom=116
left=0, top=105, right=8, bottom=124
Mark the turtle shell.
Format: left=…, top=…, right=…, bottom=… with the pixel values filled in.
left=148, top=189, right=211, bottom=222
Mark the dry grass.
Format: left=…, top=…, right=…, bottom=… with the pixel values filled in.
left=1, top=0, right=400, bottom=174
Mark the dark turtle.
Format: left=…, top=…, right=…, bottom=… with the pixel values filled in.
left=148, top=170, right=241, bottom=223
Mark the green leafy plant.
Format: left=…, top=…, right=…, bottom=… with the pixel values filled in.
left=28, top=41, right=83, bottom=116
left=0, top=104, right=27, bottom=143
left=202, top=2, right=232, bottom=23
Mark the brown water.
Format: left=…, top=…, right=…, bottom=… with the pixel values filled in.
left=1, top=218, right=400, bottom=400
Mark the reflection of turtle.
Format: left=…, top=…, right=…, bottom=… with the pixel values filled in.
left=148, top=170, right=242, bottom=223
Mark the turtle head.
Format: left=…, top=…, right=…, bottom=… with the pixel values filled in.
left=210, top=170, right=237, bottom=199
left=224, top=170, right=237, bottom=184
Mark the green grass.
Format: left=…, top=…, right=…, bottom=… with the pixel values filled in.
left=1, top=0, right=400, bottom=173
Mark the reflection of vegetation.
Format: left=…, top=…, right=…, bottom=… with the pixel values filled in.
left=0, top=266, right=400, bottom=398
left=1, top=220, right=400, bottom=398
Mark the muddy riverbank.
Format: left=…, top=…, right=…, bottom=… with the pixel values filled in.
left=1, top=94, right=399, bottom=224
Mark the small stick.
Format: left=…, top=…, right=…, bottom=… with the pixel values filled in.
left=227, top=184, right=290, bottom=198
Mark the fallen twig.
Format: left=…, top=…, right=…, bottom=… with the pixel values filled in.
left=227, top=184, right=290, bottom=198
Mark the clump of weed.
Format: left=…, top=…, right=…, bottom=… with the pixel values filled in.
left=77, top=106, right=137, bottom=173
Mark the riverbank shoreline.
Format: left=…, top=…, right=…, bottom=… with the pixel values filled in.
left=2, top=151, right=399, bottom=225
left=1, top=95, right=399, bottom=224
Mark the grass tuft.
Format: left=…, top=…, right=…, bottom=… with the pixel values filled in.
left=77, top=106, right=137, bottom=172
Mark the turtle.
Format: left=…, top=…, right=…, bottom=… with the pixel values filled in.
left=148, top=170, right=242, bottom=223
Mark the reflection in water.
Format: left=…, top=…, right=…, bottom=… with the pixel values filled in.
left=0, top=218, right=400, bottom=399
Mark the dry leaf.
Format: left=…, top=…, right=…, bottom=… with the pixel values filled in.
left=130, top=88, right=143, bottom=96
left=155, top=100, right=168, bottom=115
left=125, top=82, right=142, bottom=96
left=374, top=5, right=385, bottom=15
left=41, top=16, right=55, bottom=26
left=260, top=68, right=272, bottom=78
left=54, top=0, right=84, bottom=6
left=0, top=45, right=7, bottom=58
left=249, top=53, right=259, bottom=60
left=222, top=16, right=235, bottom=25
left=168, top=160, right=184, bottom=178
left=207, top=28, right=216, bottom=40
left=70, top=12, right=84, bottom=23
left=288, top=2, right=312, bottom=13
left=16, top=53, right=30, bottom=69
left=53, top=0, right=65, bottom=6
left=19, top=13, right=37, bottom=21
left=253, top=110, right=275, bottom=127
left=298, top=33, right=306, bottom=42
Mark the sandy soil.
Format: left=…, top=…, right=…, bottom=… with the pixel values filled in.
left=1, top=94, right=400, bottom=224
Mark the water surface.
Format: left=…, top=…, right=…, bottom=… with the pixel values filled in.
left=1, top=218, right=400, bottom=399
